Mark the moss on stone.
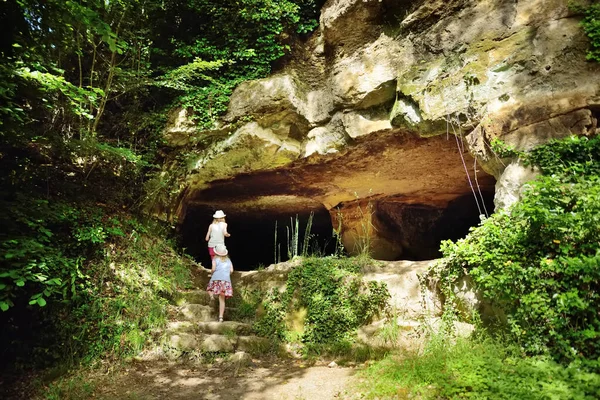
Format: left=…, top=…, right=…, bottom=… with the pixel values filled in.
left=394, top=28, right=535, bottom=136
left=188, top=135, right=298, bottom=187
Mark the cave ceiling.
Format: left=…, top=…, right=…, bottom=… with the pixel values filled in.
left=182, top=129, right=496, bottom=215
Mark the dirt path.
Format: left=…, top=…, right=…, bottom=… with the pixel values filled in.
left=88, top=357, right=360, bottom=400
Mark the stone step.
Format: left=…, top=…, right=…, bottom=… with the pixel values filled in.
left=165, top=321, right=197, bottom=335
left=165, top=320, right=253, bottom=336
left=173, top=289, right=215, bottom=307
left=236, top=335, right=271, bottom=353
left=178, top=304, right=215, bottom=322
left=196, top=321, right=254, bottom=335
left=166, top=333, right=271, bottom=354
left=200, top=333, right=237, bottom=352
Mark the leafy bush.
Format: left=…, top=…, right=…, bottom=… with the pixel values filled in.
left=357, top=335, right=600, bottom=399
left=571, top=2, right=600, bottom=62
left=253, top=257, right=389, bottom=353
left=0, top=199, right=121, bottom=312
left=437, top=136, right=600, bottom=366
left=150, top=0, right=323, bottom=129
left=0, top=200, right=193, bottom=370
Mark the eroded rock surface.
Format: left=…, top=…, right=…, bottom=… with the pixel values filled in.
left=154, top=0, right=599, bottom=261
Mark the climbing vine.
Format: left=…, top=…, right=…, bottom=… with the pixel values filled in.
left=571, top=1, right=600, bottom=62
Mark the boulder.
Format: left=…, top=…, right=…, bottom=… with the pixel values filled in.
left=494, top=161, right=539, bottom=210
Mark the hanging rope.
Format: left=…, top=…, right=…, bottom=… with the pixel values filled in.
left=451, top=120, right=484, bottom=216
left=473, top=157, right=489, bottom=218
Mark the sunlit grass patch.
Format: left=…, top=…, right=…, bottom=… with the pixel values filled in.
left=355, top=335, right=600, bottom=399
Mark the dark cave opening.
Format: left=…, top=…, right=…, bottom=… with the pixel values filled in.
left=180, top=191, right=495, bottom=270
left=180, top=198, right=336, bottom=271
left=374, top=191, right=496, bottom=261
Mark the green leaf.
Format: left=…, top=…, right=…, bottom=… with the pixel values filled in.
left=0, top=302, right=9, bottom=311
left=37, top=297, right=47, bottom=307
left=16, top=280, right=25, bottom=287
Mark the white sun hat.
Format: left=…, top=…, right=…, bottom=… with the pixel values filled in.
left=213, top=210, right=226, bottom=218
left=214, top=244, right=228, bottom=256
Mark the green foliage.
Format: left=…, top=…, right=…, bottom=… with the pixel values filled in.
left=156, top=58, right=230, bottom=92
left=15, top=67, right=102, bottom=120
left=228, top=287, right=264, bottom=323
left=0, top=199, right=193, bottom=369
left=525, top=135, right=600, bottom=178
left=253, top=257, right=390, bottom=354
left=43, top=374, right=96, bottom=400
left=571, top=2, right=600, bottom=62
left=358, top=335, right=600, bottom=399
left=437, top=135, right=600, bottom=366
left=0, top=199, right=117, bottom=312
left=150, top=0, right=322, bottom=129
left=64, top=232, right=193, bottom=364
left=489, top=137, right=522, bottom=159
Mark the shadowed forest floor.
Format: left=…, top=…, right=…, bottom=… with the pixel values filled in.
left=37, top=357, right=364, bottom=400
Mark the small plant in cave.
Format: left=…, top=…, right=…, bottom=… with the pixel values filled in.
left=352, top=192, right=376, bottom=259
left=287, top=215, right=300, bottom=259
left=333, top=207, right=346, bottom=257
left=253, top=256, right=390, bottom=354
left=274, top=212, right=316, bottom=264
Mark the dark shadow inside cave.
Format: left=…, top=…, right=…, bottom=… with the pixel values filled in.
left=180, top=198, right=335, bottom=271
left=179, top=191, right=495, bottom=269
left=374, top=191, right=496, bottom=261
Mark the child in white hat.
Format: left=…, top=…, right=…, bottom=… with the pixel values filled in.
left=205, top=210, right=230, bottom=259
left=206, top=244, right=233, bottom=322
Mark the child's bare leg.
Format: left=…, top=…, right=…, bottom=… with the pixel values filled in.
left=219, top=294, right=225, bottom=320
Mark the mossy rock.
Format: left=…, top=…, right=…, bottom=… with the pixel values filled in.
left=178, top=304, right=214, bottom=322
left=173, top=290, right=213, bottom=306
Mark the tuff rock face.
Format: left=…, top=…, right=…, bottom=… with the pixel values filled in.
left=154, top=0, right=599, bottom=266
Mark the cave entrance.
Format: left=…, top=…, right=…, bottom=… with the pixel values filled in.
left=373, top=191, right=496, bottom=260
left=335, top=190, right=496, bottom=261
left=180, top=196, right=335, bottom=271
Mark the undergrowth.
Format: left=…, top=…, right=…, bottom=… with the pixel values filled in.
left=253, top=256, right=390, bottom=355
left=69, top=228, right=194, bottom=364
left=0, top=208, right=194, bottom=397
left=357, top=334, right=600, bottom=400
left=434, top=135, right=600, bottom=367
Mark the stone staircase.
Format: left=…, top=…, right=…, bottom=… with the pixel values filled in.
left=142, top=259, right=466, bottom=360
left=145, top=269, right=271, bottom=360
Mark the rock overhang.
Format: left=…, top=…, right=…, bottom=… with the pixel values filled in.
left=179, top=129, right=495, bottom=263
left=156, top=0, right=600, bottom=265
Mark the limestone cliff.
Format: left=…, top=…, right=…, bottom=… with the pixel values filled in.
left=157, top=0, right=599, bottom=264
